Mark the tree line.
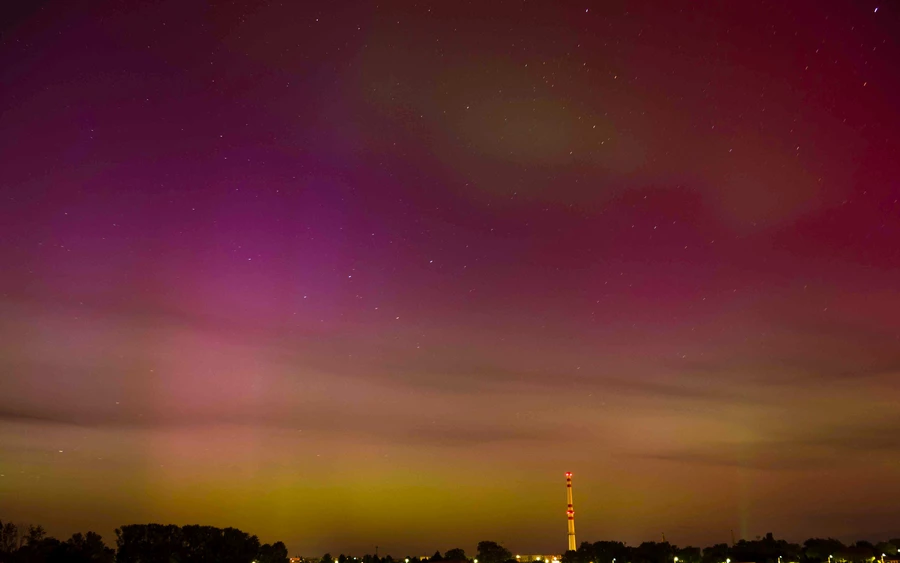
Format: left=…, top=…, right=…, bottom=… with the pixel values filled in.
left=318, top=543, right=494, bottom=563
left=321, top=536, right=900, bottom=563
left=0, top=521, right=288, bottom=563
left=560, top=534, right=900, bottom=563
left=3, top=521, right=899, bottom=563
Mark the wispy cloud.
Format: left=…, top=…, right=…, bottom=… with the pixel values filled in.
left=637, top=416, right=900, bottom=471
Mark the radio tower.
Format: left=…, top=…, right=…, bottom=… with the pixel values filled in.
left=565, top=472, right=576, bottom=551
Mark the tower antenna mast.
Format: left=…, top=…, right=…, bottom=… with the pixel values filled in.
left=565, top=472, right=576, bottom=551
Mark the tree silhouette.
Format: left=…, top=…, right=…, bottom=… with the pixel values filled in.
left=677, top=546, right=702, bottom=563
left=804, top=539, right=846, bottom=563
left=701, top=543, right=732, bottom=563
left=592, top=540, right=629, bottom=563
left=46, top=532, right=115, bottom=563
left=444, top=549, right=468, bottom=562
left=116, top=524, right=264, bottom=563
left=24, top=527, right=46, bottom=547
left=258, top=541, right=289, bottom=563
left=891, top=542, right=900, bottom=554
left=633, top=541, right=674, bottom=563
left=477, top=541, right=512, bottom=563
left=0, top=522, right=19, bottom=554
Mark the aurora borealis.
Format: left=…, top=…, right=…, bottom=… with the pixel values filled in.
left=1, top=0, right=899, bottom=556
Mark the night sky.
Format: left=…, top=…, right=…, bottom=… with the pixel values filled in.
left=1, top=0, right=899, bottom=556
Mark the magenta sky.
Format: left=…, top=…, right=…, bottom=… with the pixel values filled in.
left=1, top=0, right=899, bottom=556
